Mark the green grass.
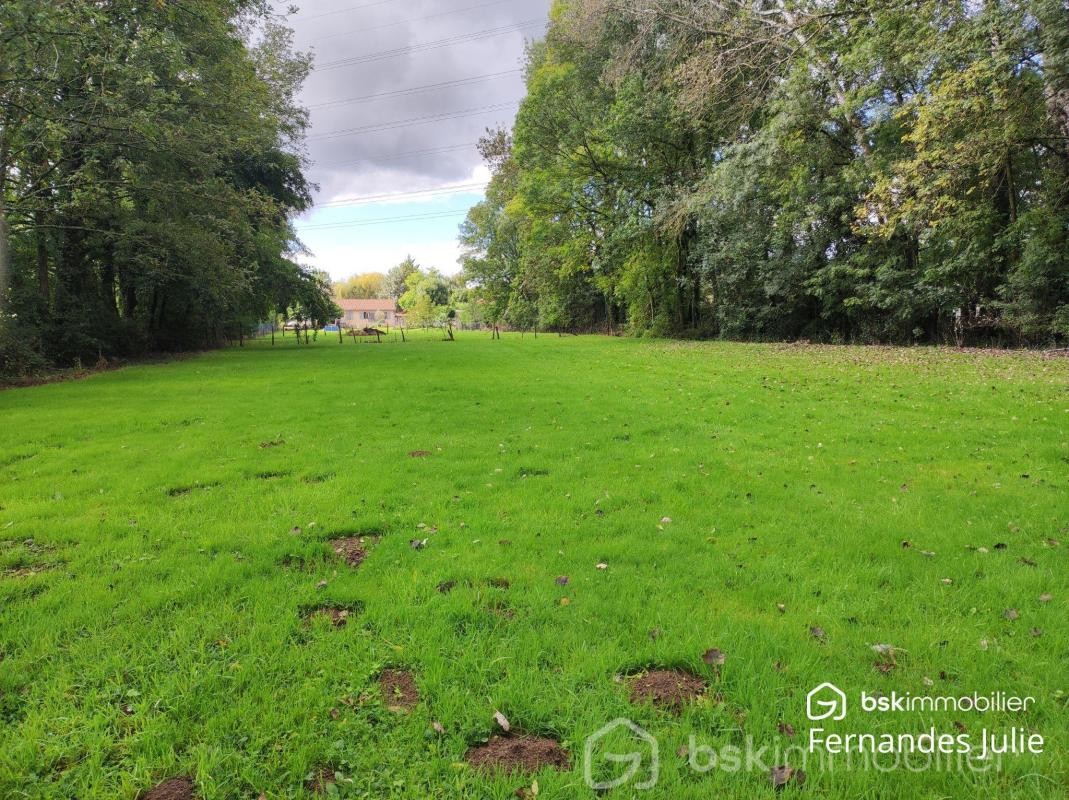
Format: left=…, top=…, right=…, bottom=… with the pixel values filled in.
left=1, top=332, right=1066, bottom=799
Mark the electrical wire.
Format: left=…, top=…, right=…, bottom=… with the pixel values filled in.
left=318, top=142, right=477, bottom=168
left=316, top=182, right=488, bottom=208
left=302, top=0, right=523, bottom=44
left=294, top=0, right=406, bottom=23
left=312, top=19, right=545, bottom=72
left=309, top=69, right=521, bottom=110
left=309, top=101, right=517, bottom=140
left=296, top=209, right=470, bottom=230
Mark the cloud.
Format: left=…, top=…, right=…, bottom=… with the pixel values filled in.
left=281, top=0, right=550, bottom=201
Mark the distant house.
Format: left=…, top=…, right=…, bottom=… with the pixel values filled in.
left=336, top=298, right=405, bottom=328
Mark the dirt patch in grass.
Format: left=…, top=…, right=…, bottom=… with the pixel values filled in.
left=379, top=668, right=419, bottom=712
left=466, top=735, right=570, bottom=773
left=408, top=449, right=431, bottom=458
left=139, top=777, right=195, bottom=800
left=303, top=605, right=356, bottom=627
left=487, top=599, right=515, bottom=619
left=305, top=767, right=338, bottom=794
left=487, top=577, right=510, bottom=589
left=167, top=482, right=220, bottom=497
left=255, top=470, right=291, bottom=480
left=2, top=563, right=55, bottom=578
left=303, top=472, right=335, bottom=484
left=629, top=669, right=707, bottom=711
left=0, top=451, right=37, bottom=468
left=437, top=579, right=457, bottom=594
left=329, top=537, right=374, bottom=568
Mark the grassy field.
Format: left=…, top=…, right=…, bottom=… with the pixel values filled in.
left=1, top=332, right=1066, bottom=799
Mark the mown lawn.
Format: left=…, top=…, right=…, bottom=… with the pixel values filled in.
left=1, top=333, right=1066, bottom=799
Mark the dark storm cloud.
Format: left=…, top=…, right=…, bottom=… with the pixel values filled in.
left=280, top=0, right=552, bottom=201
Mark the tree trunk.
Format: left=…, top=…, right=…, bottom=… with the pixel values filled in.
left=0, top=194, right=9, bottom=313
left=0, top=139, right=9, bottom=311
left=35, top=223, right=49, bottom=303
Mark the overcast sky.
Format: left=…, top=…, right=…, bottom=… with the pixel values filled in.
left=277, top=0, right=552, bottom=282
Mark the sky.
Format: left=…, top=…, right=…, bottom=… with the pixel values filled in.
left=276, top=0, right=553, bottom=282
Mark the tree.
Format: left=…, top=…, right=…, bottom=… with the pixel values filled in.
left=459, top=0, right=1069, bottom=345
left=398, top=267, right=451, bottom=328
left=0, top=0, right=324, bottom=373
left=335, top=272, right=386, bottom=299
left=384, top=256, right=420, bottom=299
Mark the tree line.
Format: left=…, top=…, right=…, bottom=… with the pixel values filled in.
left=336, top=256, right=492, bottom=331
left=0, top=1, right=330, bottom=375
left=460, top=0, right=1069, bottom=345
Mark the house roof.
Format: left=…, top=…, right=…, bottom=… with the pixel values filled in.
left=336, top=298, right=401, bottom=312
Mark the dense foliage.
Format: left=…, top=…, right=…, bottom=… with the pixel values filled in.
left=460, top=0, right=1069, bottom=344
left=0, top=0, right=330, bottom=375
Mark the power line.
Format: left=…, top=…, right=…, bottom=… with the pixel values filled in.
left=303, top=0, right=523, bottom=44
left=319, top=142, right=477, bottom=168
left=316, top=182, right=488, bottom=208
left=309, top=102, right=518, bottom=141
left=296, top=209, right=469, bottom=231
left=294, top=0, right=404, bottom=22
left=309, top=69, right=522, bottom=111
left=312, top=19, right=546, bottom=72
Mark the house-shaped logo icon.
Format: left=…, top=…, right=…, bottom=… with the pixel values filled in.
left=583, top=717, right=659, bottom=790
left=806, top=682, right=848, bottom=721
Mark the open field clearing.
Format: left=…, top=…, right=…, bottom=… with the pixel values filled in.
left=1, top=334, right=1066, bottom=798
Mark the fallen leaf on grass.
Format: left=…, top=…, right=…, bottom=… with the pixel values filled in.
left=777, top=721, right=796, bottom=737
left=432, top=721, right=446, bottom=734
left=493, top=711, right=511, bottom=732
left=1003, top=608, right=1019, bottom=621
left=810, top=626, right=827, bottom=642
left=1039, top=593, right=1052, bottom=603
left=554, top=575, right=569, bottom=586
left=595, top=562, right=608, bottom=570
left=776, top=603, right=786, bottom=613
left=410, top=539, right=428, bottom=550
